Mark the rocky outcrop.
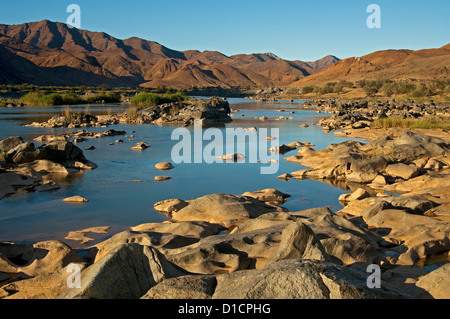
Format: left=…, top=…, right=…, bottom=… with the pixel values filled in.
left=58, top=243, right=187, bottom=299
left=2, top=128, right=449, bottom=300
left=0, top=136, right=97, bottom=199
left=1, top=185, right=448, bottom=299
left=309, top=98, right=450, bottom=132
left=285, top=131, right=449, bottom=185
left=26, top=97, right=232, bottom=128
left=143, top=259, right=409, bottom=299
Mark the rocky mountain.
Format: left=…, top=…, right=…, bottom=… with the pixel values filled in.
left=292, top=44, right=450, bottom=86
left=0, top=20, right=339, bottom=88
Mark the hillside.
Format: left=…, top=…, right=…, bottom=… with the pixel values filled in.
left=0, top=20, right=339, bottom=88
left=292, top=44, right=450, bottom=86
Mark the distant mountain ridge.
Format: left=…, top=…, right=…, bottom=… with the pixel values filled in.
left=292, top=44, right=450, bottom=86
left=0, top=20, right=339, bottom=88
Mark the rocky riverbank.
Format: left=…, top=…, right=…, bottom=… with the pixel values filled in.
left=26, top=97, right=232, bottom=129
left=304, top=98, right=450, bottom=132
left=1, top=98, right=449, bottom=299
left=1, top=126, right=450, bottom=299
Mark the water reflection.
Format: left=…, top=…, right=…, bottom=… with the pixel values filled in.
left=0, top=98, right=361, bottom=244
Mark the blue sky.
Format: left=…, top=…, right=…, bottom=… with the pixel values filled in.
left=0, top=0, right=449, bottom=61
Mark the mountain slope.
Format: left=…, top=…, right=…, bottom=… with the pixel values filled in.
left=292, top=45, right=450, bottom=86
left=0, top=20, right=339, bottom=88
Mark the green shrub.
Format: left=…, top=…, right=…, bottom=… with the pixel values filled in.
left=130, top=92, right=189, bottom=106
left=62, top=93, right=84, bottom=105
left=301, top=86, right=316, bottom=94
left=84, top=92, right=120, bottom=104
left=20, top=92, right=63, bottom=106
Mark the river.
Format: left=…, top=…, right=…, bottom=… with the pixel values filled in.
left=0, top=98, right=359, bottom=245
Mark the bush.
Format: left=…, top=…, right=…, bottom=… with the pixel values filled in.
left=84, top=92, right=120, bottom=104
left=130, top=92, right=189, bottom=106
left=301, top=86, right=316, bottom=94
left=363, top=84, right=379, bottom=96
left=20, top=92, right=63, bottom=106
left=62, top=93, right=84, bottom=105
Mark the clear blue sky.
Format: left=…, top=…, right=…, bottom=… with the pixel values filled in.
left=0, top=0, right=449, bottom=61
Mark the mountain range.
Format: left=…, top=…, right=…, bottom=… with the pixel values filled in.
left=0, top=20, right=338, bottom=88
left=0, top=20, right=448, bottom=89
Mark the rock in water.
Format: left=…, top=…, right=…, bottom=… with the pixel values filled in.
left=63, top=196, right=89, bottom=204
left=155, top=162, right=174, bottom=170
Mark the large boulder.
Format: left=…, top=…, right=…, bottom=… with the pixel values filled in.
left=241, top=189, right=290, bottom=206
left=170, top=193, right=288, bottom=229
left=415, top=264, right=450, bottom=299
left=5, top=142, right=46, bottom=164
left=58, top=243, right=187, bottom=299
left=39, top=141, right=86, bottom=163
left=0, top=263, right=88, bottom=299
left=387, top=222, right=450, bottom=265
left=145, top=259, right=410, bottom=299
left=0, top=241, right=81, bottom=278
left=0, top=137, right=24, bottom=154
left=385, top=163, right=420, bottom=180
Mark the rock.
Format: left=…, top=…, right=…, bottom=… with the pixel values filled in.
left=212, top=259, right=409, bottom=299
left=287, top=141, right=303, bottom=149
left=216, top=153, right=245, bottom=162
left=229, top=212, right=295, bottom=234
left=0, top=263, right=88, bottom=299
left=142, top=275, right=217, bottom=299
left=385, top=163, right=420, bottom=180
left=27, top=160, right=76, bottom=175
left=130, top=221, right=224, bottom=239
left=0, top=137, right=24, bottom=154
left=35, top=180, right=61, bottom=192
left=241, top=189, right=290, bottom=206
left=65, top=226, right=111, bottom=245
left=271, top=222, right=330, bottom=263
left=292, top=206, right=380, bottom=265
left=63, top=196, right=89, bottom=204
left=365, top=209, right=439, bottom=235
left=0, top=240, right=81, bottom=278
left=268, top=144, right=295, bottom=154
left=155, top=176, right=172, bottom=181
left=153, top=199, right=190, bottom=217
left=161, top=225, right=287, bottom=274
left=424, top=158, right=446, bottom=170
left=339, top=188, right=370, bottom=204
left=277, top=173, right=293, bottom=180
left=415, top=263, right=450, bottom=299
left=68, top=160, right=98, bottom=171
left=170, top=193, right=288, bottom=229
left=299, top=124, right=309, bottom=128
left=155, top=162, right=174, bottom=170
left=360, top=200, right=393, bottom=221
left=131, top=142, right=150, bottom=150
left=345, top=170, right=378, bottom=183
left=6, top=142, right=46, bottom=164
left=58, top=243, right=187, bottom=299
left=369, top=174, right=387, bottom=187
left=0, top=171, right=40, bottom=199
left=387, top=222, right=450, bottom=266
left=40, top=141, right=86, bottom=163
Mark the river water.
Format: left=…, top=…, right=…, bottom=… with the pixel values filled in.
left=0, top=98, right=359, bottom=245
